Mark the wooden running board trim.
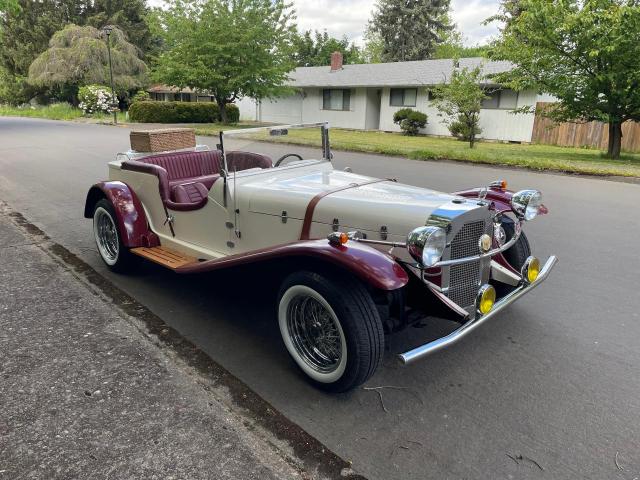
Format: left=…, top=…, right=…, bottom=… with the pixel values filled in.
left=131, top=246, right=197, bottom=269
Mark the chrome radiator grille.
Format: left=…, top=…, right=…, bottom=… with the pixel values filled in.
left=446, top=220, right=493, bottom=309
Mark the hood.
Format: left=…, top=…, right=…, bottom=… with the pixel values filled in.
left=243, top=164, right=467, bottom=235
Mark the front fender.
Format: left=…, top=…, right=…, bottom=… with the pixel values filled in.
left=454, top=187, right=548, bottom=215
left=84, top=181, right=159, bottom=248
left=176, top=240, right=409, bottom=291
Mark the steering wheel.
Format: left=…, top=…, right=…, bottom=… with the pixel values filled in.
left=274, top=153, right=304, bottom=167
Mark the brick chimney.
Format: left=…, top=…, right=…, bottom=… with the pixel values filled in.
left=330, top=51, right=343, bottom=72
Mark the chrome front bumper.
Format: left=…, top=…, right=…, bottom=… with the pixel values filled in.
left=397, top=255, right=558, bottom=365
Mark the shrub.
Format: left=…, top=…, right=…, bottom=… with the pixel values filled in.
left=78, top=85, right=115, bottom=115
left=128, top=101, right=239, bottom=123
left=449, top=113, right=482, bottom=142
left=131, top=90, right=151, bottom=103
left=393, top=108, right=427, bottom=136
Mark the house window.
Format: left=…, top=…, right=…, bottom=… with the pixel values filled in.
left=180, top=93, right=192, bottom=102
left=390, top=88, right=417, bottom=107
left=322, top=89, right=351, bottom=111
left=481, top=89, right=519, bottom=109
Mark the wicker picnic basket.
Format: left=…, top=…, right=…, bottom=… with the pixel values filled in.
left=130, top=128, right=196, bottom=153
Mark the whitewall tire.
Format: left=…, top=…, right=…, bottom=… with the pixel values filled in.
left=277, top=271, right=384, bottom=392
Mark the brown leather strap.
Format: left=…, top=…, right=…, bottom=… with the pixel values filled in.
left=299, top=178, right=390, bottom=240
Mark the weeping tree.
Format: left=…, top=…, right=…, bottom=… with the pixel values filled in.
left=28, top=24, right=148, bottom=104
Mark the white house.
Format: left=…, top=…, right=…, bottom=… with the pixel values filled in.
left=237, top=54, right=547, bottom=143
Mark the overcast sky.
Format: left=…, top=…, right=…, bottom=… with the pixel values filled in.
left=291, top=0, right=501, bottom=46
left=150, top=0, right=501, bottom=47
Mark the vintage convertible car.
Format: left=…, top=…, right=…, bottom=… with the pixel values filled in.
left=85, top=123, right=557, bottom=392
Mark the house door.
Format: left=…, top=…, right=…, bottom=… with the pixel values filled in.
left=365, top=88, right=381, bottom=130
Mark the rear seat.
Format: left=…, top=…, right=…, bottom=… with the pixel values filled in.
left=121, top=149, right=272, bottom=211
left=121, top=150, right=223, bottom=211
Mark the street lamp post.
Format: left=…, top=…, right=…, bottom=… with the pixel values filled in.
left=102, top=25, right=117, bottom=125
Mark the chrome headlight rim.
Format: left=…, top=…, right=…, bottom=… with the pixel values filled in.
left=407, top=226, right=447, bottom=268
left=511, top=189, right=542, bottom=221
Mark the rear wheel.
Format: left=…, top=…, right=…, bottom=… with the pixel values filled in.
left=93, top=199, right=133, bottom=272
left=277, top=271, right=384, bottom=392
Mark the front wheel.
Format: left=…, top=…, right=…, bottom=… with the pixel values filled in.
left=93, top=199, right=133, bottom=273
left=277, top=271, right=384, bottom=392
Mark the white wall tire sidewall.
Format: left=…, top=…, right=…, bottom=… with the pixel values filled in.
left=278, top=285, right=348, bottom=384
left=93, top=206, right=119, bottom=266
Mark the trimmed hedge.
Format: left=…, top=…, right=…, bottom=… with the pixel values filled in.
left=128, top=101, right=240, bottom=123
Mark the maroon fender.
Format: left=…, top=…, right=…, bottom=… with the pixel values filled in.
left=84, top=181, right=159, bottom=248
left=176, top=239, right=410, bottom=291
left=454, top=187, right=549, bottom=215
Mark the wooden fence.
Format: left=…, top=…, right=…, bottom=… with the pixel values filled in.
left=531, top=102, right=640, bottom=152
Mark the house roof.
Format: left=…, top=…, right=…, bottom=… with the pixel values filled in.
left=147, top=84, right=213, bottom=95
left=288, top=57, right=513, bottom=88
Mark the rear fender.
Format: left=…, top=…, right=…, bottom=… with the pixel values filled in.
left=176, top=239, right=409, bottom=291
left=84, top=181, right=159, bottom=248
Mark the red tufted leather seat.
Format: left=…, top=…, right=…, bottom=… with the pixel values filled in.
left=120, top=149, right=272, bottom=211
left=121, top=150, right=222, bottom=211
left=226, top=151, right=272, bottom=171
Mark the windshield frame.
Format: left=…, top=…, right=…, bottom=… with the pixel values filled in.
left=218, top=122, right=331, bottom=177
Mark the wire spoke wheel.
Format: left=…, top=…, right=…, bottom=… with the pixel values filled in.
left=93, top=206, right=119, bottom=265
left=279, top=284, right=348, bottom=383
left=287, top=294, right=343, bottom=374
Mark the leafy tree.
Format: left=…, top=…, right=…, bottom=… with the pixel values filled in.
left=361, top=27, right=384, bottom=64
left=432, top=28, right=490, bottom=59
left=28, top=24, right=148, bottom=103
left=490, top=0, right=640, bottom=159
left=369, top=0, right=451, bottom=62
left=432, top=65, right=487, bottom=148
left=0, top=0, right=20, bottom=14
left=293, top=30, right=362, bottom=67
left=152, top=0, right=296, bottom=123
left=393, top=108, right=428, bottom=135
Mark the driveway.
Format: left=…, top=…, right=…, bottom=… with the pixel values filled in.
left=1, top=117, right=639, bottom=479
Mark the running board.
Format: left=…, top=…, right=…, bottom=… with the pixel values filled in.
left=131, top=246, right=197, bottom=269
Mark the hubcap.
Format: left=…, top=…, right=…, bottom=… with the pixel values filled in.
left=94, top=207, right=119, bottom=264
left=286, top=294, right=343, bottom=374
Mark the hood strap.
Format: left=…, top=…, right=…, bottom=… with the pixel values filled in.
left=299, top=178, right=391, bottom=240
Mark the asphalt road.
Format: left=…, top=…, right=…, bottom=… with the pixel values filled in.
left=1, top=117, right=639, bottom=480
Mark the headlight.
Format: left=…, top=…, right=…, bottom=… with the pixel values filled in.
left=511, top=189, right=542, bottom=221
left=407, top=226, right=446, bottom=267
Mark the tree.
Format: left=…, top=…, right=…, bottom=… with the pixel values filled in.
left=369, top=0, right=451, bottom=62
left=0, top=0, right=19, bottom=14
left=0, top=0, right=154, bottom=104
left=152, top=0, right=296, bottom=123
left=28, top=24, right=148, bottom=103
left=293, top=30, right=362, bottom=67
left=432, top=65, right=487, bottom=148
left=361, top=27, right=384, bottom=63
left=490, top=0, right=640, bottom=159
left=432, top=28, right=490, bottom=59
left=86, top=0, right=154, bottom=56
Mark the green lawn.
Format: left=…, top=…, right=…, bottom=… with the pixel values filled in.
left=3, top=105, right=638, bottom=177
left=0, top=103, right=125, bottom=122
left=194, top=124, right=640, bottom=178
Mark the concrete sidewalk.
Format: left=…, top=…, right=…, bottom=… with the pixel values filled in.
left=0, top=212, right=326, bottom=479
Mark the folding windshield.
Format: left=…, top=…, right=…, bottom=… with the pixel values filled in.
left=219, top=122, right=331, bottom=173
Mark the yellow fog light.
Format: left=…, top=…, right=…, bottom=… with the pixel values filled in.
left=522, top=256, right=540, bottom=283
left=477, top=284, right=496, bottom=315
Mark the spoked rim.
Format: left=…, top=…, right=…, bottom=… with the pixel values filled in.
left=93, top=207, right=119, bottom=265
left=279, top=286, right=347, bottom=382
